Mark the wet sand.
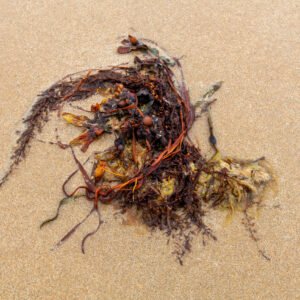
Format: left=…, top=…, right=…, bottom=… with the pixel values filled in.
left=0, top=1, right=299, bottom=299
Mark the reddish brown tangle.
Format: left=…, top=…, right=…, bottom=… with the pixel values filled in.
left=0, top=35, right=274, bottom=264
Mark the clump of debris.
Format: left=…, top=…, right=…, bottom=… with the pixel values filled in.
left=0, top=35, right=273, bottom=263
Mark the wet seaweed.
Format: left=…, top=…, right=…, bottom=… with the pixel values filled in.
left=0, top=35, right=274, bottom=263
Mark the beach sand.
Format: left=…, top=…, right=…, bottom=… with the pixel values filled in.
left=0, top=1, right=299, bottom=299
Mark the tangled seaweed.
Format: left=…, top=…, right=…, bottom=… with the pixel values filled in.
left=0, top=35, right=273, bottom=263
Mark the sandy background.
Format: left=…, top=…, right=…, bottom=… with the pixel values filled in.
left=0, top=1, right=299, bottom=299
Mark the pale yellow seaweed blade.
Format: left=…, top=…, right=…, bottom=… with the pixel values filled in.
left=62, top=112, right=88, bottom=127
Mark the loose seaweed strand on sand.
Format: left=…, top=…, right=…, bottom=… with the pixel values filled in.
left=0, top=35, right=273, bottom=263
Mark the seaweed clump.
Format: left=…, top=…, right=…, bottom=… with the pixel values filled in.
left=0, top=35, right=273, bottom=263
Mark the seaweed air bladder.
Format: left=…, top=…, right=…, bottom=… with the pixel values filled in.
left=0, top=35, right=274, bottom=264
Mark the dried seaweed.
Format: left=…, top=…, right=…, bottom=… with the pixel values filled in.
left=0, top=35, right=274, bottom=263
